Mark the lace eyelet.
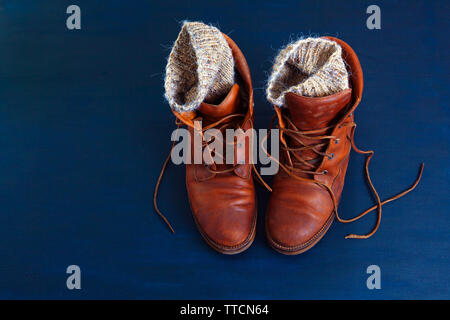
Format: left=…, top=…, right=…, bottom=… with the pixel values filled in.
left=328, top=153, right=334, bottom=160
left=335, top=139, right=340, bottom=144
left=323, top=170, right=328, bottom=175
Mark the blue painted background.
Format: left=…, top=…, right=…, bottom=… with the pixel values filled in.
left=0, top=0, right=448, bottom=299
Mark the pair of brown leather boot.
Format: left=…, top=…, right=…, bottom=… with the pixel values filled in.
left=154, top=28, right=423, bottom=255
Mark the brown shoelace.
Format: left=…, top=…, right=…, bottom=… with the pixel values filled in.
left=154, top=112, right=270, bottom=233
left=155, top=108, right=424, bottom=238
left=261, top=110, right=424, bottom=239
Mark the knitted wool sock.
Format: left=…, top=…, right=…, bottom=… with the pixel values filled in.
left=266, top=37, right=349, bottom=107
left=164, top=21, right=235, bottom=112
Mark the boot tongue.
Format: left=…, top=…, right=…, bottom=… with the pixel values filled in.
left=285, top=88, right=352, bottom=130
left=198, top=84, right=241, bottom=123
left=196, top=84, right=241, bottom=170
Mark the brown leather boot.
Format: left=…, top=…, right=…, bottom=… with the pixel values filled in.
left=265, top=36, right=423, bottom=255
left=155, top=32, right=258, bottom=254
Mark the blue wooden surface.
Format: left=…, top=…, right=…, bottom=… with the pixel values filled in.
left=0, top=0, right=449, bottom=299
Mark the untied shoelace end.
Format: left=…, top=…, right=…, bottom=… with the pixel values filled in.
left=344, top=162, right=425, bottom=240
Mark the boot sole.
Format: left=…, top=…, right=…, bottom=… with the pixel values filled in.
left=265, top=213, right=334, bottom=255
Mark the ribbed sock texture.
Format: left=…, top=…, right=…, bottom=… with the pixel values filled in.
left=266, top=37, right=349, bottom=107
left=164, top=21, right=235, bottom=112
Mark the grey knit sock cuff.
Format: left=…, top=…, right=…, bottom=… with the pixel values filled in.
left=266, top=37, right=349, bottom=107
left=164, top=21, right=235, bottom=112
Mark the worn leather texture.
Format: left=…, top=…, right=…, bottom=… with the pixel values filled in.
left=266, top=36, right=363, bottom=254
left=3, top=1, right=445, bottom=300
left=172, top=34, right=257, bottom=254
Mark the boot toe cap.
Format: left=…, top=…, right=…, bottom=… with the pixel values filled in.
left=197, top=204, right=256, bottom=252
left=267, top=210, right=332, bottom=253
left=266, top=181, right=334, bottom=254
left=188, top=177, right=256, bottom=253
